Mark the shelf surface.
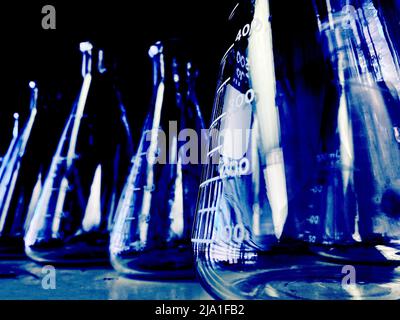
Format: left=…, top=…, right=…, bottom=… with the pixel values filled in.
left=0, top=260, right=212, bottom=300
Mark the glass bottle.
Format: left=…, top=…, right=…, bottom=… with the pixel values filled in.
left=25, top=42, right=132, bottom=264
left=0, top=82, right=38, bottom=257
left=110, top=40, right=206, bottom=279
left=192, top=0, right=400, bottom=300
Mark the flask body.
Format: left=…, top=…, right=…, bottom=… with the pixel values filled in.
left=25, top=43, right=132, bottom=264
left=192, top=0, right=400, bottom=299
left=110, top=41, right=206, bottom=279
left=0, top=83, right=39, bottom=258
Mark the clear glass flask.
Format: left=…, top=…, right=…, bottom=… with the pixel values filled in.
left=192, top=0, right=400, bottom=300
left=25, top=42, right=132, bottom=265
left=110, top=40, right=206, bottom=279
left=375, top=0, right=400, bottom=72
left=0, top=82, right=38, bottom=257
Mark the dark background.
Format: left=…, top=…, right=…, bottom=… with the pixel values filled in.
left=0, top=0, right=241, bottom=212
left=1, top=0, right=372, bottom=176
left=0, top=1, right=398, bottom=172
left=0, top=0, right=237, bottom=159
left=0, top=0, right=334, bottom=193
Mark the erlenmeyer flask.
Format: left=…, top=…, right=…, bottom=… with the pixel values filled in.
left=25, top=42, right=132, bottom=264
left=299, top=0, right=400, bottom=259
left=110, top=40, right=206, bottom=279
left=192, top=0, right=400, bottom=300
left=319, top=0, right=400, bottom=98
left=0, top=82, right=38, bottom=257
left=375, top=0, right=400, bottom=73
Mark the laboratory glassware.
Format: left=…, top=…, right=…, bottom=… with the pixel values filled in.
left=0, top=82, right=38, bottom=257
left=110, top=40, right=206, bottom=279
left=25, top=42, right=132, bottom=265
left=192, top=0, right=400, bottom=300
left=375, top=0, right=400, bottom=75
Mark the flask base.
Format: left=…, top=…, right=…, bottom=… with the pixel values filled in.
left=195, top=244, right=400, bottom=300
left=0, top=237, right=25, bottom=259
left=230, top=262, right=400, bottom=300
left=111, top=247, right=195, bottom=280
left=25, top=232, right=109, bottom=266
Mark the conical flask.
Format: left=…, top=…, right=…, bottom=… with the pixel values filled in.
left=374, top=0, right=400, bottom=74
left=0, top=82, right=38, bottom=257
left=297, top=0, right=400, bottom=256
left=25, top=42, right=133, bottom=264
left=110, top=40, right=206, bottom=279
left=192, top=0, right=400, bottom=300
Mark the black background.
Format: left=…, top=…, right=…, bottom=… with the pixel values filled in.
left=0, top=0, right=343, bottom=185
left=0, top=0, right=237, bottom=157
left=0, top=0, right=236, bottom=188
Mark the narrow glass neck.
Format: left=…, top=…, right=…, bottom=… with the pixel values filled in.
left=80, top=42, right=93, bottom=77
left=143, top=40, right=203, bottom=139
left=315, top=0, right=382, bottom=82
left=148, top=41, right=193, bottom=106
left=80, top=42, right=107, bottom=78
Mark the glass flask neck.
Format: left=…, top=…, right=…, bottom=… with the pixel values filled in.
left=322, top=24, right=366, bottom=82
left=80, top=42, right=93, bottom=77
left=80, top=41, right=107, bottom=78
left=149, top=42, right=165, bottom=86
left=148, top=41, right=192, bottom=108
left=315, top=0, right=385, bottom=83
left=185, top=62, right=198, bottom=101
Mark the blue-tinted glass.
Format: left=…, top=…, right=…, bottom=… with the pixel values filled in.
left=0, top=83, right=38, bottom=258
left=24, top=42, right=132, bottom=264
left=192, top=0, right=400, bottom=300
left=110, top=41, right=206, bottom=280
